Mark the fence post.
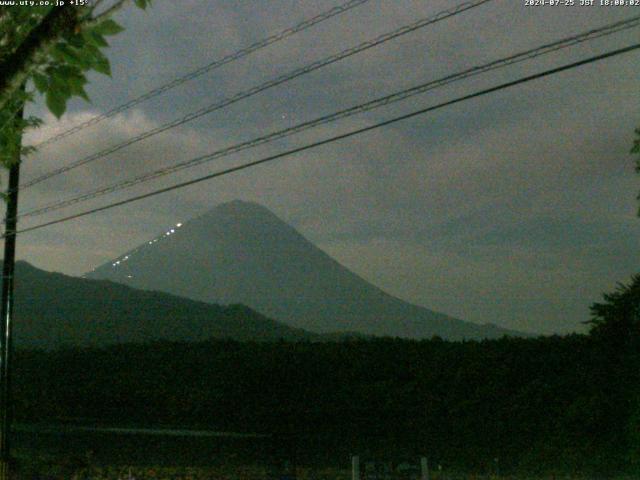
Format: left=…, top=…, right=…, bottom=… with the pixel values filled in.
left=352, top=456, right=360, bottom=480
left=420, top=457, right=429, bottom=480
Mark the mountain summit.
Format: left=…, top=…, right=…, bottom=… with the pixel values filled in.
left=86, top=200, right=524, bottom=340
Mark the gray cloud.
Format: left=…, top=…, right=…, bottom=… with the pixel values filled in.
left=12, top=0, right=640, bottom=334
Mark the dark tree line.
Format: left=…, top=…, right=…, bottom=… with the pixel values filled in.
left=11, top=275, right=639, bottom=476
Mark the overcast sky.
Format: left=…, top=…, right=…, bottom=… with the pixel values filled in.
left=13, top=0, right=640, bottom=334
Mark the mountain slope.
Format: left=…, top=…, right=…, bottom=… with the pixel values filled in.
left=86, top=200, right=526, bottom=340
left=10, top=261, right=318, bottom=348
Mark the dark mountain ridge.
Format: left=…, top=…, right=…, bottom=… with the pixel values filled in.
left=9, top=261, right=319, bottom=348
left=86, top=200, right=528, bottom=340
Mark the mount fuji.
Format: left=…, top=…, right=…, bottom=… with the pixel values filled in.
left=86, top=200, right=525, bottom=340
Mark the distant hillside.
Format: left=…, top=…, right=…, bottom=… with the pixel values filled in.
left=10, top=261, right=318, bottom=348
left=87, top=200, right=528, bottom=340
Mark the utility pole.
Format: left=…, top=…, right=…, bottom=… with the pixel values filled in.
left=0, top=103, right=23, bottom=480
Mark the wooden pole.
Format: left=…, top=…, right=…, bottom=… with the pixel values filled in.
left=352, top=455, right=360, bottom=480
left=0, top=100, right=23, bottom=480
left=420, top=457, right=429, bottom=480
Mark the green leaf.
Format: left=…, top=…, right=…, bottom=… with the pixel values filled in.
left=24, top=116, right=43, bottom=129
left=78, top=43, right=106, bottom=70
left=88, top=30, right=109, bottom=48
left=67, top=73, right=90, bottom=102
left=76, top=86, right=90, bottom=102
left=66, top=33, right=85, bottom=49
left=78, top=43, right=110, bottom=74
left=134, top=0, right=150, bottom=9
left=51, top=43, right=82, bottom=65
left=94, top=19, right=124, bottom=36
left=45, top=91, right=67, bottom=118
left=49, top=68, right=73, bottom=98
left=93, top=55, right=111, bottom=76
left=73, top=45, right=98, bottom=69
left=55, top=65, right=83, bottom=79
left=32, top=72, right=49, bottom=94
left=21, top=145, right=37, bottom=157
left=631, top=127, right=640, bottom=155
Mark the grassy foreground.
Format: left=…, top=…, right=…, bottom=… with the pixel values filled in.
left=11, top=457, right=639, bottom=480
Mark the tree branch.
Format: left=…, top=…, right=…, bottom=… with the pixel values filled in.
left=89, top=0, right=107, bottom=16
left=91, top=0, right=128, bottom=23
left=0, top=6, right=81, bottom=113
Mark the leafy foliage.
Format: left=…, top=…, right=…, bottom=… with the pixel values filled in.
left=0, top=1, right=152, bottom=169
left=0, top=90, right=41, bottom=164
left=36, top=17, right=133, bottom=116
left=134, top=0, right=152, bottom=9
left=587, top=276, right=640, bottom=475
left=587, top=274, right=640, bottom=347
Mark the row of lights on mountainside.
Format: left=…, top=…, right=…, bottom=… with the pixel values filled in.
left=111, top=222, right=183, bottom=268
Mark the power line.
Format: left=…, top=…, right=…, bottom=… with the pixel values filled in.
left=30, top=0, right=372, bottom=149
left=18, top=16, right=640, bottom=219
left=21, top=0, right=494, bottom=190
left=10, top=42, right=640, bottom=238
left=19, top=17, right=640, bottom=218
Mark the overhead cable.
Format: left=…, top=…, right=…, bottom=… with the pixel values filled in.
left=30, top=0, right=373, bottom=149
left=18, top=16, right=640, bottom=219
left=10, top=42, right=640, bottom=238
left=21, top=0, right=494, bottom=190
